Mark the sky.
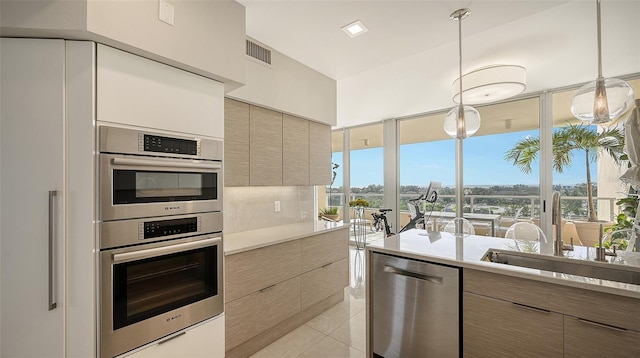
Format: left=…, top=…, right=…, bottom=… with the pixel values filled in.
left=331, top=129, right=597, bottom=188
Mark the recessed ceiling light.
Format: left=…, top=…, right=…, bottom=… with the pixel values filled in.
left=341, top=20, right=368, bottom=38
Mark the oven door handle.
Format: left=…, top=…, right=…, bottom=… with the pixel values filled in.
left=111, top=157, right=222, bottom=170
left=113, top=237, right=221, bottom=263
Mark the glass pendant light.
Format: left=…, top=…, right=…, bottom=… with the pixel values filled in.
left=571, top=0, right=634, bottom=124
left=444, top=8, right=481, bottom=139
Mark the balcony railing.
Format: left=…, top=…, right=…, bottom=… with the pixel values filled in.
left=327, top=192, right=617, bottom=222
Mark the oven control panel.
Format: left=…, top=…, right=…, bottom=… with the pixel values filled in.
left=139, top=216, right=201, bottom=239
left=139, top=133, right=201, bottom=156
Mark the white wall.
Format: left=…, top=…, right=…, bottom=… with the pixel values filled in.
left=228, top=39, right=337, bottom=126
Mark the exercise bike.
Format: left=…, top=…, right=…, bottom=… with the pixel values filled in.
left=371, top=181, right=440, bottom=237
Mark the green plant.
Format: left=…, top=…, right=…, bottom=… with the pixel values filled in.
left=348, top=198, right=370, bottom=207
left=320, top=207, right=339, bottom=216
left=601, top=194, right=638, bottom=251
left=505, top=123, right=625, bottom=222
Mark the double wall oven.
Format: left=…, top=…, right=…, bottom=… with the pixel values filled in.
left=98, top=126, right=224, bottom=358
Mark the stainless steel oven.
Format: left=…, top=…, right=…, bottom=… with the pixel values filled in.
left=99, top=126, right=223, bottom=221
left=99, top=213, right=224, bottom=358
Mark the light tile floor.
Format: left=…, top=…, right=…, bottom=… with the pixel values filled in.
left=249, top=246, right=368, bottom=358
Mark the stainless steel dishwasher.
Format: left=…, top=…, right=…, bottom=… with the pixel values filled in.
left=371, top=252, right=460, bottom=358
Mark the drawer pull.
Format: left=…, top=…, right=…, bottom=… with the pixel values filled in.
left=259, top=284, right=277, bottom=293
left=383, top=265, right=444, bottom=285
left=512, top=302, right=550, bottom=314
left=577, top=318, right=627, bottom=332
left=321, top=262, right=332, bottom=268
left=158, top=331, right=186, bottom=345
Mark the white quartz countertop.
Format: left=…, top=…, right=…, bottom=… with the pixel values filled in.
left=366, top=229, right=640, bottom=299
left=224, top=220, right=349, bottom=255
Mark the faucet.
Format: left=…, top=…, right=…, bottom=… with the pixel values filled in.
left=595, top=223, right=617, bottom=262
left=551, top=191, right=573, bottom=256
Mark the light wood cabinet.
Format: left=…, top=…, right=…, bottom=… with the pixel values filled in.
left=226, top=277, right=301, bottom=350
left=301, top=258, right=349, bottom=310
left=225, top=239, right=300, bottom=302
left=250, top=105, right=283, bottom=186
left=225, top=227, right=349, bottom=356
left=309, top=121, right=332, bottom=185
left=563, top=315, right=640, bottom=358
left=283, top=114, right=310, bottom=186
left=224, top=99, right=332, bottom=187
left=463, top=292, right=563, bottom=358
left=224, top=98, right=250, bottom=186
left=300, top=230, right=349, bottom=273
left=463, top=268, right=640, bottom=357
left=1, top=38, right=66, bottom=357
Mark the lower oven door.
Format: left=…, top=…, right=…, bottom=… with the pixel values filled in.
left=100, top=234, right=223, bottom=358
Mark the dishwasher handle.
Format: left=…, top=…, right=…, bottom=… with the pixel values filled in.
left=383, top=265, right=444, bottom=285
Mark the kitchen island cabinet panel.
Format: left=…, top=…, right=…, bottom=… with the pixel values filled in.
left=224, top=98, right=250, bottom=186
left=564, top=315, right=640, bottom=358
left=463, top=292, right=564, bottom=358
left=464, top=268, right=640, bottom=332
left=249, top=105, right=283, bottom=186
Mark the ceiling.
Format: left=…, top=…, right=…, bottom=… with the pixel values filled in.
left=238, top=0, right=640, bottom=129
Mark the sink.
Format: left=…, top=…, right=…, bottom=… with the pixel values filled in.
left=481, top=249, right=640, bottom=285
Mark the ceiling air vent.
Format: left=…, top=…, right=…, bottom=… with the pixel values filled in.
left=246, top=39, right=272, bottom=66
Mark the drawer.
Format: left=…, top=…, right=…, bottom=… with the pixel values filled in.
left=463, top=268, right=640, bottom=331
left=300, top=258, right=349, bottom=310
left=564, top=315, right=640, bottom=358
left=225, top=277, right=301, bottom=350
left=225, top=240, right=300, bottom=302
left=300, top=228, right=348, bottom=273
left=463, top=292, right=563, bottom=358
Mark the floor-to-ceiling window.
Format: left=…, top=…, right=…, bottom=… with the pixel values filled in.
left=398, top=112, right=455, bottom=230
left=550, top=78, right=640, bottom=247
left=349, top=124, right=384, bottom=215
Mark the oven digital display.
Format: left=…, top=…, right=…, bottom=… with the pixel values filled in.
left=143, top=134, right=198, bottom=155
left=143, top=217, right=199, bottom=239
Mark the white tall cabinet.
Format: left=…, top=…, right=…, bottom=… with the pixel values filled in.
left=1, top=38, right=67, bottom=357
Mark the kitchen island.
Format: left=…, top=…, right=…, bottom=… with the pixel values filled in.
left=366, top=229, right=640, bottom=358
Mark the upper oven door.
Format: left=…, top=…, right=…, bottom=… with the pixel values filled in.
left=100, top=154, right=223, bottom=221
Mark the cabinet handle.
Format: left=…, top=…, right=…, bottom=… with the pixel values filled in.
left=512, top=302, right=550, bottom=314
left=577, top=318, right=627, bottom=332
left=383, top=265, right=444, bottom=285
left=48, top=190, right=57, bottom=311
left=260, top=284, right=277, bottom=293
left=157, top=331, right=186, bottom=345
left=321, top=262, right=332, bottom=268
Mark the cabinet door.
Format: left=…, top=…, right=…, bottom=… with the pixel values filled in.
left=250, top=105, right=283, bottom=186
left=224, top=98, right=250, bottom=186
left=463, top=292, right=563, bottom=358
left=1, top=38, right=65, bottom=357
left=309, top=121, right=331, bottom=185
left=225, top=240, right=301, bottom=302
left=300, top=228, right=348, bottom=273
left=283, top=114, right=310, bottom=186
left=225, top=277, right=301, bottom=350
left=564, top=316, right=640, bottom=358
left=300, top=258, right=349, bottom=310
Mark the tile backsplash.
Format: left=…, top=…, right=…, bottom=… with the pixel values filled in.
left=224, top=186, right=315, bottom=233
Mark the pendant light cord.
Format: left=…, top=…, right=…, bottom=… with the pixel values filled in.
left=597, top=0, right=603, bottom=78
left=458, top=14, right=464, bottom=107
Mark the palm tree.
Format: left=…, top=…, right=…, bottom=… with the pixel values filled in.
left=505, top=123, right=625, bottom=222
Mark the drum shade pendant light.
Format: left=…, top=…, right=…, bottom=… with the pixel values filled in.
left=444, top=8, right=480, bottom=139
left=571, top=0, right=634, bottom=124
